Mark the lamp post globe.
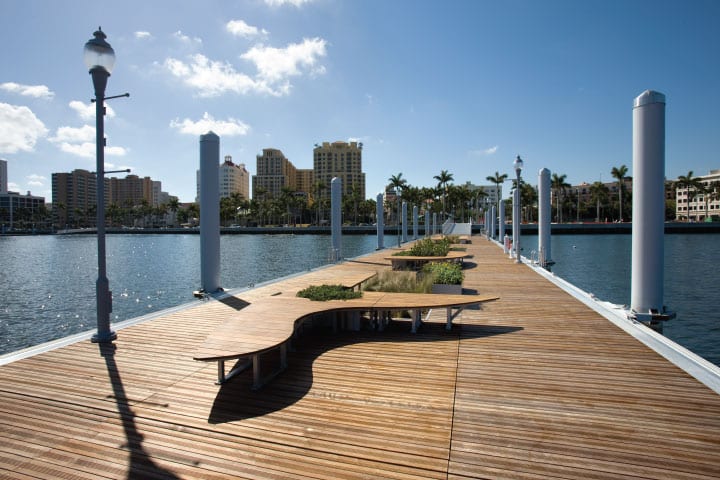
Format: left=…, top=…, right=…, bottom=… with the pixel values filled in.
left=513, top=155, right=523, bottom=263
left=84, top=28, right=115, bottom=74
left=86, top=27, right=116, bottom=343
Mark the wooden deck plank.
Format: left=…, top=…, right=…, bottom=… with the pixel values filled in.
left=1, top=237, right=720, bottom=478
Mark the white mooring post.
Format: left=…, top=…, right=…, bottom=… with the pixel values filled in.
left=432, top=213, right=437, bottom=235
left=199, top=131, right=221, bottom=294
left=401, top=201, right=408, bottom=243
left=376, top=192, right=384, bottom=250
left=412, top=205, right=418, bottom=240
left=490, top=205, right=497, bottom=240
left=331, top=177, right=342, bottom=262
left=499, top=201, right=506, bottom=244
left=424, top=211, right=430, bottom=237
left=538, top=168, right=553, bottom=268
left=630, top=90, right=674, bottom=331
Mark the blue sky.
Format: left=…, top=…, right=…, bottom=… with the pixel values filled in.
left=1, top=0, right=718, bottom=202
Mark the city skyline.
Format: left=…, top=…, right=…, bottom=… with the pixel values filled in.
left=1, top=0, right=719, bottom=203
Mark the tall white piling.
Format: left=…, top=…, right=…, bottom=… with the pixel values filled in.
left=424, top=211, right=430, bottom=237
left=331, top=177, right=342, bottom=261
left=491, top=205, right=497, bottom=240
left=538, top=168, right=552, bottom=267
left=499, top=201, right=506, bottom=243
left=402, top=201, right=408, bottom=243
left=199, top=132, right=221, bottom=293
left=512, top=186, right=520, bottom=261
left=376, top=193, right=384, bottom=250
left=433, top=213, right=437, bottom=235
left=631, top=90, right=672, bottom=326
left=412, top=205, right=419, bottom=239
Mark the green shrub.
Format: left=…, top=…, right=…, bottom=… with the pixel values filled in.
left=394, top=238, right=450, bottom=257
left=423, top=261, right=464, bottom=285
left=363, top=270, right=434, bottom=293
left=296, top=284, right=363, bottom=301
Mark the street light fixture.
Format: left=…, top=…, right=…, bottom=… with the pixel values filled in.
left=513, top=155, right=524, bottom=264
left=84, top=27, right=117, bottom=343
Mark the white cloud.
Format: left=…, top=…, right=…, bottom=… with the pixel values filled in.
left=8, top=182, right=19, bottom=191
left=164, top=54, right=270, bottom=97
left=242, top=38, right=327, bottom=82
left=0, top=82, right=54, bottom=100
left=226, top=20, right=268, bottom=38
left=50, top=124, right=126, bottom=158
left=173, top=30, right=202, bottom=44
left=0, top=103, right=48, bottom=154
left=50, top=125, right=95, bottom=143
left=135, top=31, right=152, bottom=39
left=164, top=37, right=327, bottom=97
left=469, top=145, right=499, bottom=156
left=69, top=100, right=116, bottom=121
left=55, top=141, right=126, bottom=159
left=264, top=0, right=313, bottom=6
left=169, top=112, right=250, bottom=136
left=26, top=174, right=47, bottom=187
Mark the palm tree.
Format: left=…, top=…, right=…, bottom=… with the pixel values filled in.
left=589, top=181, right=609, bottom=222
left=551, top=173, right=571, bottom=223
left=311, top=181, right=326, bottom=225
left=168, top=197, right=180, bottom=227
left=675, top=171, right=704, bottom=221
left=706, top=181, right=720, bottom=221
left=611, top=165, right=629, bottom=222
left=433, top=170, right=454, bottom=220
left=486, top=171, right=508, bottom=220
left=387, top=173, right=407, bottom=226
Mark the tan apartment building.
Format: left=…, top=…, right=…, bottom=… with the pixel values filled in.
left=52, top=169, right=98, bottom=228
left=313, top=141, right=365, bottom=201
left=252, top=148, right=297, bottom=200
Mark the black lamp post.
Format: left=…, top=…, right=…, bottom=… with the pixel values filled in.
left=84, top=27, right=116, bottom=343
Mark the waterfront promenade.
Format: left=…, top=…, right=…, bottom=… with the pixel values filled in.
left=1, top=237, right=720, bottom=479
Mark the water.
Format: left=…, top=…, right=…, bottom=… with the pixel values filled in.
left=537, top=233, right=720, bottom=366
left=1, top=233, right=719, bottom=368
left=0, top=234, right=377, bottom=355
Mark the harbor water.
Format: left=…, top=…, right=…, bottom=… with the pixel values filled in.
left=1, top=233, right=718, bottom=367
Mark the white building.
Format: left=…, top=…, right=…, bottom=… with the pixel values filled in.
left=196, top=155, right=250, bottom=202
left=676, top=169, right=720, bottom=221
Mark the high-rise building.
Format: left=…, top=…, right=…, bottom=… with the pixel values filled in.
left=252, top=148, right=297, bottom=200
left=313, top=141, right=365, bottom=201
left=52, top=169, right=98, bottom=227
left=108, top=175, right=155, bottom=207
left=0, top=158, right=7, bottom=194
left=219, top=156, right=250, bottom=200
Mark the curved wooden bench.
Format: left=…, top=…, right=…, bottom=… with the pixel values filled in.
left=384, top=250, right=472, bottom=270
left=193, top=291, right=498, bottom=389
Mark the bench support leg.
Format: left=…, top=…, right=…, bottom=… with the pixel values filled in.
left=411, top=309, right=422, bottom=333
left=216, top=357, right=252, bottom=385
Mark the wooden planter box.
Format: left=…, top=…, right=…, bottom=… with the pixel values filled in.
left=431, top=283, right=463, bottom=295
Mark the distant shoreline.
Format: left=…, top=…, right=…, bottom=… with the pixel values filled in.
left=2, top=221, right=715, bottom=236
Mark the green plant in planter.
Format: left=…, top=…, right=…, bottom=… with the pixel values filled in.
left=394, top=237, right=450, bottom=257
left=423, top=261, right=463, bottom=285
left=296, top=284, right=363, bottom=301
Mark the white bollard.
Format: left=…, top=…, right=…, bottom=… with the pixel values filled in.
left=402, top=201, right=408, bottom=243
left=376, top=192, right=384, bottom=250
left=413, top=205, right=419, bottom=240
left=424, top=211, right=430, bottom=237
left=331, top=177, right=342, bottom=261
left=538, top=168, right=552, bottom=267
left=200, top=131, right=221, bottom=293
left=490, top=205, right=497, bottom=240
left=499, top=201, right=505, bottom=243
left=630, top=90, right=673, bottom=327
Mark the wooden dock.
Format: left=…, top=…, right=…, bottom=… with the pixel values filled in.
left=1, top=238, right=719, bottom=479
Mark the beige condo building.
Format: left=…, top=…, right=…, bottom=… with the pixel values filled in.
left=313, top=141, right=365, bottom=201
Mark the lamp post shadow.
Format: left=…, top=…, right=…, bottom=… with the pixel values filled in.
left=98, top=344, right=181, bottom=480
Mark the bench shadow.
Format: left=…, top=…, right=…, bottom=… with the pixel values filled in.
left=207, top=321, right=522, bottom=424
